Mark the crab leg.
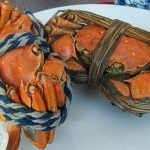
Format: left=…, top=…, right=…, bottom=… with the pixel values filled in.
left=20, top=83, right=48, bottom=149
left=6, top=88, right=21, bottom=150
left=0, top=115, right=4, bottom=121
left=20, top=81, right=32, bottom=107
left=29, top=84, right=48, bottom=149
left=54, top=80, right=65, bottom=107
left=45, top=24, right=74, bottom=36
left=7, top=87, right=21, bottom=104
left=41, top=75, right=58, bottom=112
left=10, top=8, right=21, bottom=23
left=40, top=61, right=67, bottom=143
left=38, top=74, right=58, bottom=144
left=7, top=123, right=21, bottom=150
left=46, top=129, right=55, bottom=144
left=66, top=13, right=88, bottom=24
left=50, top=16, right=82, bottom=29
left=0, top=1, right=13, bottom=30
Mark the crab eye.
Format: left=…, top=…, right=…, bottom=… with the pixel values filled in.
left=18, top=24, right=23, bottom=30
left=32, top=45, right=40, bottom=55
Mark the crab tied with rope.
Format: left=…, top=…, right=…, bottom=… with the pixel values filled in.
left=0, top=2, right=71, bottom=150
left=45, top=9, right=150, bottom=116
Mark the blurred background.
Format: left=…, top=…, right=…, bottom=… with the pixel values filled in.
left=0, top=0, right=101, bottom=12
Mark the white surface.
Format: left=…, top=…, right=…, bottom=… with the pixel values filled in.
left=0, top=122, right=8, bottom=150
left=20, top=5, right=150, bottom=150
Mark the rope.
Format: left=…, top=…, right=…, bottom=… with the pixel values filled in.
left=25, top=11, right=44, bottom=37
left=0, top=11, right=72, bottom=131
left=0, top=32, right=49, bottom=55
left=88, top=20, right=131, bottom=87
left=0, top=80, right=72, bottom=131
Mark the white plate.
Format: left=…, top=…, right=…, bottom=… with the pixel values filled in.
left=20, top=4, right=150, bottom=150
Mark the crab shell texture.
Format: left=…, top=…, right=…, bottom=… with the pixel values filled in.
left=45, top=10, right=150, bottom=115
left=0, top=2, right=69, bottom=150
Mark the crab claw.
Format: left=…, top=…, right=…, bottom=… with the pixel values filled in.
left=0, top=1, right=13, bottom=30
left=51, top=34, right=77, bottom=61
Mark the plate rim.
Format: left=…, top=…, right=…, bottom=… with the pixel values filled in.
left=34, top=4, right=150, bottom=15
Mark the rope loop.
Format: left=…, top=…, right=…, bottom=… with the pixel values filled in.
left=88, top=19, right=131, bottom=87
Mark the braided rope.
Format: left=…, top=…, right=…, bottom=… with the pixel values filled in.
left=25, top=11, right=44, bottom=37
left=0, top=32, right=49, bottom=55
left=0, top=11, right=72, bottom=131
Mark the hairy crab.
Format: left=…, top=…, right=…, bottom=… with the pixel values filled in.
left=45, top=10, right=150, bottom=116
left=0, top=2, right=70, bottom=150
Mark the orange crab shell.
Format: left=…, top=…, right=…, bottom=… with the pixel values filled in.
left=0, top=45, right=67, bottom=149
left=110, top=79, right=130, bottom=97
left=0, top=14, right=32, bottom=39
left=75, top=24, right=107, bottom=53
left=51, top=34, right=77, bottom=61
left=0, top=1, right=33, bottom=39
left=126, top=73, right=150, bottom=99
left=107, top=36, right=150, bottom=73
left=50, top=24, right=107, bottom=72
left=109, top=72, right=150, bottom=100
left=0, top=44, right=43, bottom=89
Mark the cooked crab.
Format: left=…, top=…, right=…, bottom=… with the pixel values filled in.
left=45, top=10, right=150, bottom=114
left=0, top=1, right=67, bottom=149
